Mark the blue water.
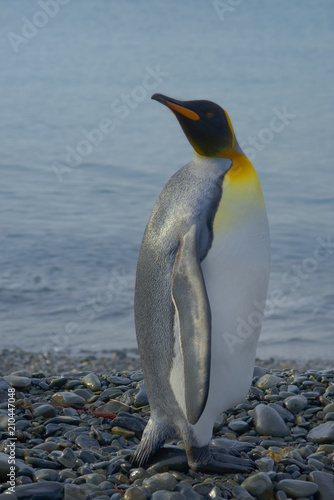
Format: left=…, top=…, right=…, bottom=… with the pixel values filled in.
left=1, top=0, right=333, bottom=359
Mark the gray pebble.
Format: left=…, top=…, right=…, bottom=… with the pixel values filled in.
left=124, top=486, right=149, bottom=500
left=78, top=449, right=98, bottom=463
left=108, top=375, right=131, bottom=385
left=228, top=419, right=249, bottom=433
left=33, top=468, right=59, bottom=481
left=307, top=422, right=334, bottom=443
left=45, top=423, right=61, bottom=437
left=14, top=481, right=64, bottom=500
left=73, top=388, right=94, bottom=401
left=309, top=470, right=334, bottom=500
left=276, top=491, right=288, bottom=500
left=75, top=434, right=99, bottom=449
left=25, top=456, right=60, bottom=469
left=50, top=377, right=67, bottom=388
left=255, top=456, right=275, bottom=472
left=0, top=493, right=18, bottom=500
left=253, top=404, right=290, bottom=437
left=255, top=374, right=282, bottom=390
left=253, top=366, right=268, bottom=378
left=97, top=400, right=130, bottom=413
left=58, top=447, right=77, bottom=468
left=192, top=482, right=214, bottom=496
left=47, top=416, right=81, bottom=425
left=4, top=375, right=31, bottom=388
left=308, top=458, right=324, bottom=470
left=287, top=384, right=300, bottom=393
left=142, top=472, right=177, bottom=493
left=151, top=492, right=187, bottom=500
left=268, top=402, right=295, bottom=422
left=65, top=379, right=82, bottom=390
left=99, top=387, right=123, bottom=399
left=33, top=404, right=56, bottom=418
left=130, top=372, right=143, bottom=381
left=52, top=391, right=86, bottom=406
left=276, top=478, right=318, bottom=498
left=323, top=403, right=334, bottom=415
left=112, top=412, right=147, bottom=435
left=241, top=472, right=274, bottom=500
left=284, top=395, right=308, bottom=413
left=82, top=373, right=101, bottom=392
left=232, top=485, right=255, bottom=499
left=207, top=485, right=222, bottom=499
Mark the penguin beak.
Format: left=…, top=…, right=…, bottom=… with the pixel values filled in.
left=151, top=93, right=200, bottom=121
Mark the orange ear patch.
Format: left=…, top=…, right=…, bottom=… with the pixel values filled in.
left=166, top=101, right=200, bottom=121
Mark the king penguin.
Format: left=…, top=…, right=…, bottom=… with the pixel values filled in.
left=133, top=94, right=270, bottom=473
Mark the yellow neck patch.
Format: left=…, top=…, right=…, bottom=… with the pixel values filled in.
left=213, top=148, right=265, bottom=234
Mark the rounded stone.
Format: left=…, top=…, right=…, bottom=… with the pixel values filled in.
left=151, top=492, right=186, bottom=500
left=33, top=404, right=56, bottom=418
left=4, top=375, right=31, bottom=388
left=228, top=419, right=250, bottom=433
left=255, top=456, right=275, bottom=472
left=14, top=481, right=64, bottom=500
left=323, top=402, right=334, bottom=415
left=111, top=426, right=135, bottom=438
left=108, top=375, right=131, bottom=385
left=253, top=404, right=290, bottom=437
left=276, top=479, right=318, bottom=498
left=64, top=483, right=88, bottom=500
left=33, top=441, right=59, bottom=453
left=255, top=374, right=282, bottom=390
left=253, top=366, right=268, bottom=378
left=33, top=468, right=59, bottom=481
left=232, top=485, right=255, bottom=500
left=309, top=470, right=334, bottom=500
left=124, top=486, right=148, bottom=500
left=58, top=447, right=77, bottom=468
left=284, top=395, right=308, bottom=413
left=241, top=472, right=274, bottom=500
left=75, top=434, right=100, bottom=449
left=307, top=422, right=334, bottom=443
left=52, top=391, right=86, bottom=406
left=82, top=373, right=101, bottom=392
left=142, top=472, right=177, bottom=493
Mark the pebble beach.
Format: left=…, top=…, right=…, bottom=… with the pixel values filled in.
left=0, top=349, right=333, bottom=500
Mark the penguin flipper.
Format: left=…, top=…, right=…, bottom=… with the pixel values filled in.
left=172, top=224, right=211, bottom=426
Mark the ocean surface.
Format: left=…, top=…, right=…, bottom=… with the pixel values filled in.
left=1, top=0, right=333, bottom=360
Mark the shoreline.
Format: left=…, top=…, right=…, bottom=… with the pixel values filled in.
left=0, top=348, right=333, bottom=378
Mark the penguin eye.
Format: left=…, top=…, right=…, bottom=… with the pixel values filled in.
left=206, top=112, right=215, bottom=119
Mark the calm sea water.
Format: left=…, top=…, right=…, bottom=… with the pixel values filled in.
left=1, top=0, right=333, bottom=360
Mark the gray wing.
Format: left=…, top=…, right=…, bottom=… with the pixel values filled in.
left=171, top=224, right=211, bottom=425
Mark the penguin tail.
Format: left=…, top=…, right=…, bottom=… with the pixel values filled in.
left=131, top=417, right=174, bottom=467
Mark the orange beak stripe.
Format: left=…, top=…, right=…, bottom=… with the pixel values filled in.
left=166, top=101, right=200, bottom=121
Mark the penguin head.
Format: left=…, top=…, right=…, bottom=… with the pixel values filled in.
left=151, top=93, right=235, bottom=158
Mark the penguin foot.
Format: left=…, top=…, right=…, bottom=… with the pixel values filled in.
left=186, top=444, right=256, bottom=474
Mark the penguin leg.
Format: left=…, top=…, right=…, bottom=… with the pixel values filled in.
left=185, top=444, right=256, bottom=474
left=131, top=416, right=175, bottom=468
